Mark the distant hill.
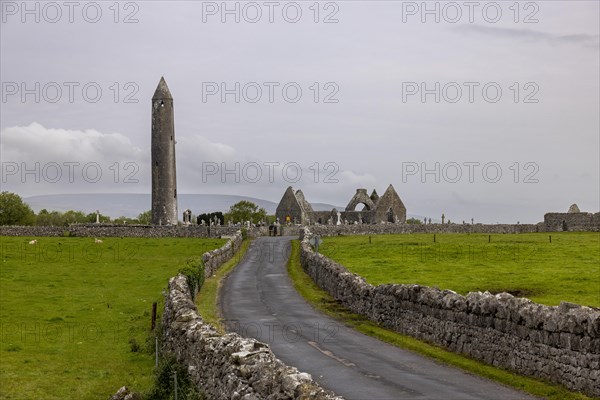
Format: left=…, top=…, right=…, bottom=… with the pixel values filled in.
left=23, top=193, right=429, bottom=221
left=23, top=193, right=343, bottom=218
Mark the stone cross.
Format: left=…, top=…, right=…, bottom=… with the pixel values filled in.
left=441, top=213, right=445, bottom=224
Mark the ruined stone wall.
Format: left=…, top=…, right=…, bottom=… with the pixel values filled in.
left=301, top=223, right=543, bottom=239
left=310, top=211, right=332, bottom=225
left=6, top=211, right=597, bottom=239
left=372, top=185, right=407, bottom=223
left=299, top=228, right=600, bottom=397
left=544, top=212, right=600, bottom=232
left=0, top=225, right=67, bottom=237
left=266, top=225, right=302, bottom=237
left=307, top=211, right=380, bottom=225
left=340, top=210, right=375, bottom=224
left=161, top=234, right=341, bottom=399
left=276, top=187, right=307, bottom=225
left=0, top=224, right=252, bottom=238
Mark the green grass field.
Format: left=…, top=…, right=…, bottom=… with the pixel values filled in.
left=320, top=232, right=600, bottom=307
left=0, top=236, right=225, bottom=400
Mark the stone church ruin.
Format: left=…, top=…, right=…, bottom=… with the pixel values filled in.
left=543, top=203, right=600, bottom=231
left=276, top=185, right=407, bottom=225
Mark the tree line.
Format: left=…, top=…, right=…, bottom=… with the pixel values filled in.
left=0, top=192, right=270, bottom=226
left=0, top=191, right=152, bottom=226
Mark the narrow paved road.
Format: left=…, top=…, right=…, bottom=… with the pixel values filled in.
left=220, top=237, right=538, bottom=400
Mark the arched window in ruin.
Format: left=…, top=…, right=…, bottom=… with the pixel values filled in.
left=345, top=189, right=376, bottom=212
left=387, top=207, right=395, bottom=223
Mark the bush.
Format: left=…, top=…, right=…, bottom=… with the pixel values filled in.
left=145, top=330, right=160, bottom=356
left=241, top=228, right=248, bottom=240
left=129, top=338, right=141, bottom=353
left=178, top=257, right=205, bottom=297
left=144, top=353, right=205, bottom=400
left=196, top=212, right=224, bottom=226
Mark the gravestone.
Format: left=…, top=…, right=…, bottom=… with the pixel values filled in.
left=182, top=209, right=192, bottom=225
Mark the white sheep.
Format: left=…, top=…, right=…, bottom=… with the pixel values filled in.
left=28, top=240, right=38, bottom=245
left=94, top=238, right=103, bottom=244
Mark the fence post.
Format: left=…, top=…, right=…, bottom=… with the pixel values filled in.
left=174, top=370, right=178, bottom=400
left=151, top=302, right=157, bottom=330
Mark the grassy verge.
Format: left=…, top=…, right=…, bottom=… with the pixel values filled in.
left=196, top=240, right=250, bottom=333
left=0, top=236, right=225, bottom=400
left=288, top=240, right=595, bottom=400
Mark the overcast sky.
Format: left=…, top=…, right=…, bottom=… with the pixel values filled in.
left=1, top=0, right=598, bottom=223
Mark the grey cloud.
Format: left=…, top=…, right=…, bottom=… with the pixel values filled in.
left=452, top=24, right=599, bottom=49
left=1, top=2, right=598, bottom=223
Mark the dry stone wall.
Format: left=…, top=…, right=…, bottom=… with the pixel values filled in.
left=301, top=223, right=542, bottom=238
left=160, top=232, right=342, bottom=400
left=162, top=279, right=342, bottom=400
left=300, top=228, right=600, bottom=397
left=201, top=232, right=243, bottom=277
left=0, top=225, right=66, bottom=237
left=0, top=224, right=252, bottom=238
left=3, top=213, right=598, bottom=239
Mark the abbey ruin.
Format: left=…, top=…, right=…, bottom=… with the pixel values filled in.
left=276, top=185, right=407, bottom=225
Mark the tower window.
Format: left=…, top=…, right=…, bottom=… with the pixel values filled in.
left=174, top=189, right=177, bottom=198
left=171, top=136, right=173, bottom=141
left=155, top=161, right=158, bottom=166
left=160, top=100, right=164, bottom=107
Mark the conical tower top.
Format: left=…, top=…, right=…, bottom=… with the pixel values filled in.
left=152, top=76, right=173, bottom=100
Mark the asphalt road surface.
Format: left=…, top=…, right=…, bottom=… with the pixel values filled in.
left=220, top=236, right=538, bottom=400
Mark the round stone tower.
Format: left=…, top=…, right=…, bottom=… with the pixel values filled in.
left=151, top=77, right=178, bottom=225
